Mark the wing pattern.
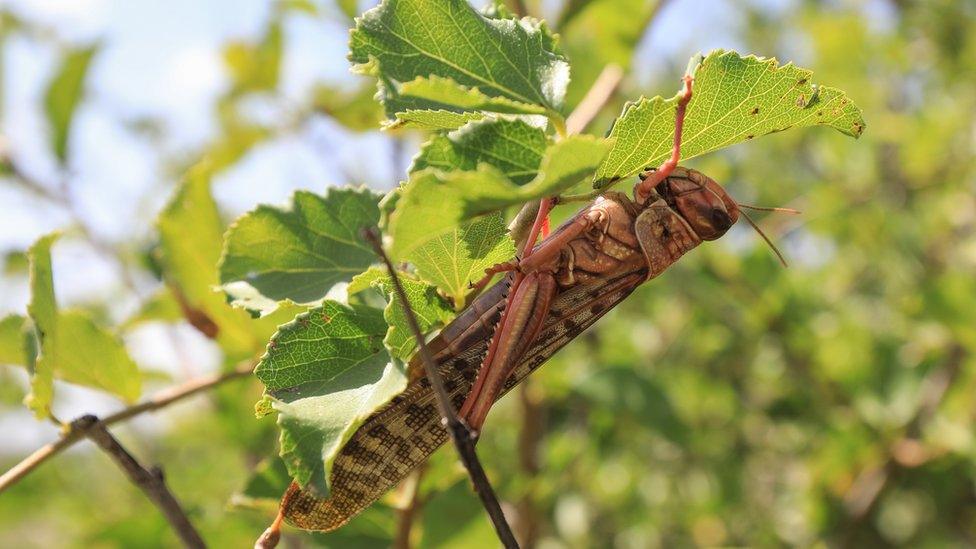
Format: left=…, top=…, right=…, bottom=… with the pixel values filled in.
left=282, top=270, right=646, bottom=531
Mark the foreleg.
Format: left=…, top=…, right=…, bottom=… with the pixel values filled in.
left=634, top=74, right=694, bottom=205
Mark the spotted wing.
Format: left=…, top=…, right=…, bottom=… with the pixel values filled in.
left=281, top=270, right=646, bottom=531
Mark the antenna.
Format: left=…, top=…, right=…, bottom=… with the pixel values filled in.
left=738, top=204, right=801, bottom=215
left=738, top=209, right=789, bottom=268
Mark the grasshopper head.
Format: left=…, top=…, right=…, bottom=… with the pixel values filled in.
left=657, top=167, right=739, bottom=241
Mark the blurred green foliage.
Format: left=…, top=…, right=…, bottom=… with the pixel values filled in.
left=2, top=0, right=975, bottom=547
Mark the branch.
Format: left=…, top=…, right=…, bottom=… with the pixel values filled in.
left=508, top=201, right=541, bottom=254
left=515, top=381, right=544, bottom=547
left=363, top=229, right=520, bottom=549
left=565, top=64, right=624, bottom=136
left=393, top=465, right=427, bottom=549
left=506, top=0, right=527, bottom=18
left=82, top=415, right=206, bottom=548
left=0, top=362, right=255, bottom=494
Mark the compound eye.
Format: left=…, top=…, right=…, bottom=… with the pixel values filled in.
left=710, top=208, right=733, bottom=232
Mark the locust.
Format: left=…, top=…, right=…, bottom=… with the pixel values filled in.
left=276, top=74, right=792, bottom=532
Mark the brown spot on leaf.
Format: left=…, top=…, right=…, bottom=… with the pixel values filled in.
left=746, top=134, right=755, bottom=140
left=750, top=106, right=760, bottom=115
left=797, top=78, right=808, bottom=85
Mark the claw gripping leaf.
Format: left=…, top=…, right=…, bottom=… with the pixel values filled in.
left=594, top=49, right=866, bottom=187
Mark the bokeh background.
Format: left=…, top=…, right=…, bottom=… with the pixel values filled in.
left=1, top=0, right=975, bottom=547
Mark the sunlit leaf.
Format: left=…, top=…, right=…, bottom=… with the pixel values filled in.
left=407, top=214, right=515, bottom=308
left=349, top=0, right=569, bottom=118
left=337, top=0, right=359, bottom=19
left=23, top=234, right=141, bottom=417
left=2, top=250, right=28, bottom=275
left=312, top=82, right=385, bottom=131
left=594, top=49, right=867, bottom=187
left=157, top=163, right=267, bottom=358
left=219, top=187, right=382, bottom=314
left=223, top=19, right=283, bottom=96
left=205, top=121, right=272, bottom=173
left=0, top=314, right=28, bottom=366
left=257, top=301, right=405, bottom=496
left=411, top=118, right=548, bottom=184
left=43, top=44, right=98, bottom=164
left=387, top=109, right=485, bottom=131
left=47, top=311, right=141, bottom=402
left=24, top=233, right=59, bottom=417
left=395, top=76, right=548, bottom=116
left=120, top=289, right=183, bottom=330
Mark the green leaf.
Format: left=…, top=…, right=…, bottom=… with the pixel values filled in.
left=256, top=301, right=406, bottom=496
left=594, top=49, right=867, bottom=187
left=349, top=267, right=455, bottom=359
left=47, top=311, right=141, bottom=402
left=223, top=19, right=283, bottom=96
left=25, top=233, right=59, bottom=417
left=157, top=163, right=267, bottom=358
left=204, top=121, right=272, bottom=173
left=312, top=82, right=385, bottom=132
left=387, top=109, right=485, bottom=130
left=389, top=135, right=611, bottom=261
left=560, top=0, right=661, bottom=108
left=420, top=480, right=496, bottom=548
left=23, top=234, right=141, bottom=417
left=337, top=0, right=359, bottom=19
left=411, top=118, right=548, bottom=184
left=0, top=314, right=29, bottom=366
left=43, top=44, right=98, bottom=163
left=231, top=458, right=292, bottom=512
left=219, top=187, right=382, bottom=313
left=280, top=0, right=319, bottom=16
left=2, top=250, right=28, bottom=275
left=395, top=76, right=548, bottom=116
left=407, top=214, right=515, bottom=307
left=349, top=0, right=569, bottom=116
left=120, top=289, right=183, bottom=330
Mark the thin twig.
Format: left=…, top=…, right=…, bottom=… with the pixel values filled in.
left=506, top=0, right=528, bottom=17
left=508, top=201, right=541, bottom=253
left=2, top=153, right=147, bottom=296
left=363, top=228, right=520, bottom=549
left=565, top=64, right=624, bottom=136
left=0, top=362, right=255, bottom=494
left=82, top=415, right=206, bottom=548
left=393, top=465, right=427, bottom=549
left=515, top=380, right=544, bottom=548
